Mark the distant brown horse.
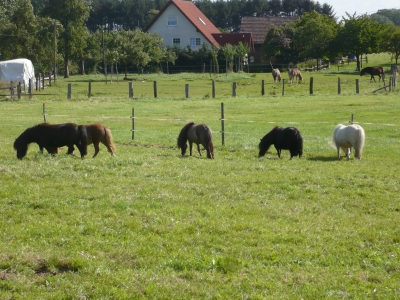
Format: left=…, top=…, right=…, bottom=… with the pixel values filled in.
left=272, top=68, right=281, bottom=83
left=360, top=66, right=384, bottom=82
left=84, top=124, right=116, bottom=157
left=288, top=68, right=303, bottom=83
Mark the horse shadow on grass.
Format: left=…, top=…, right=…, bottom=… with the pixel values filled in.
left=307, top=156, right=343, bottom=162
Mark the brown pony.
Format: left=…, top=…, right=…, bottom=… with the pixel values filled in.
left=288, top=68, right=303, bottom=83
left=84, top=124, right=116, bottom=157
left=272, top=68, right=281, bottom=83
left=360, top=67, right=384, bottom=82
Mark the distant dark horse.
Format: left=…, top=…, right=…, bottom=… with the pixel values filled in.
left=360, top=66, right=384, bottom=82
left=14, top=123, right=88, bottom=159
left=177, top=122, right=214, bottom=159
left=258, top=126, right=303, bottom=159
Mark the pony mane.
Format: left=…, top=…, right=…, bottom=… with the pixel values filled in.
left=177, top=122, right=195, bottom=149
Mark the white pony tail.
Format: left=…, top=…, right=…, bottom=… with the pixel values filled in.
left=354, top=126, right=366, bottom=159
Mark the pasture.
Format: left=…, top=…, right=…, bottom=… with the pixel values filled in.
left=0, top=54, right=399, bottom=299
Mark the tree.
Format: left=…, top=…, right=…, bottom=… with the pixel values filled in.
left=336, top=14, right=384, bottom=71
left=262, top=22, right=300, bottom=63
left=293, top=11, right=337, bottom=68
left=220, top=43, right=236, bottom=72
left=381, top=23, right=400, bottom=65
left=42, top=0, right=91, bottom=78
left=236, top=42, right=251, bottom=72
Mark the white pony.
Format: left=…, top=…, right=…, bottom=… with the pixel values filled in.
left=333, top=124, right=365, bottom=159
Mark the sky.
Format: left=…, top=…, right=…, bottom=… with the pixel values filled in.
left=325, top=0, right=400, bottom=20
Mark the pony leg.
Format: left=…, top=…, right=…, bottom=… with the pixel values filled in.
left=197, top=144, right=201, bottom=156
left=189, top=142, right=193, bottom=156
left=336, top=147, right=340, bottom=159
left=92, top=143, right=100, bottom=158
left=67, top=145, right=75, bottom=155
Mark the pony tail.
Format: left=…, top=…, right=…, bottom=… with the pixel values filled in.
left=104, top=127, right=116, bottom=154
left=354, top=127, right=365, bottom=159
left=208, top=132, right=214, bottom=159
left=78, top=125, right=88, bottom=157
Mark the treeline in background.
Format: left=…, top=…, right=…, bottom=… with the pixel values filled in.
left=0, top=0, right=399, bottom=77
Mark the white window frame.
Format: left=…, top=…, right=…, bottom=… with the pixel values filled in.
left=190, top=38, right=196, bottom=46
left=173, top=38, right=180, bottom=46
left=168, top=16, right=178, bottom=26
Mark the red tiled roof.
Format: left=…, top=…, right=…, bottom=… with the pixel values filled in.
left=212, top=33, right=255, bottom=52
left=144, top=0, right=221, bottom=49
left=240, top=16, right=299, bottom=44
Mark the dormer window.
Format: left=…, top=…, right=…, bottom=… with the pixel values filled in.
left=168, top=16, right=178, bottom=26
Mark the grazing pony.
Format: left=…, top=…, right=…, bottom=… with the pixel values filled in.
left=288, top=68, right=303, bottom=83
left=333, top=124, right=365, bottom=160
left=272, top=68, right=281, bottom=83
left=84, top=124, right=116, bottom=157
left=177, top=122, right=214, bottom=159
left=258, top=126, right=303, bottom=159
left=360, top=67, right=384, bottom=82
left=13, top=123, right=87, bottom=159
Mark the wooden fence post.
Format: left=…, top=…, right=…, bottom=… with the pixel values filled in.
left=261, top=79, right=265, bottom=96
left=220, top=102, right=225, bottom=146
left=185, top=83, right=189, bottom=98
left=212, top=80, right=215, bottom=98
left=88, top=81, right=92, bottom=98
left=232, top=82, right=236, bottom=97
left=29, top=78, right=33, bottom=99
left=10, top=81, right=14, bottom=100
left=350, top=114, right=354, bottom=124
left=338, top=77, right=341, bottom=94
left=282, top=79, right=285, bottom=96
left=356, top=79, right=359, bottom=94
left=43, top=103, right=46, bottom=122
left=153, top=81, right=157, bottom=98
left=67, top=83, right=72, bottom=99
left=129, top=82, right=133, bottom=98
left=131, top=107, right=135, bottom=140
left=17, top=82, right=21, bottom=99
left=310, top=77, right=314, bottom=94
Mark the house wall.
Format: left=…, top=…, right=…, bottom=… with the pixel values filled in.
left=147, top=5, right=211, bottom=50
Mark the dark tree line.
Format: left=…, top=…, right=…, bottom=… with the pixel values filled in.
left=30, top=0, right=335, bottom=33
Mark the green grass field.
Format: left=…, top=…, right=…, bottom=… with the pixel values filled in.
left=0, top=53, right=399, bottom=299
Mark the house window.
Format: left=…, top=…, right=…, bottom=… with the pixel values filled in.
left=168, top=16, right=177, bottom=26
left=173, top=38, right=180, bottom=46
left=190, top=38, right=201, bottom=46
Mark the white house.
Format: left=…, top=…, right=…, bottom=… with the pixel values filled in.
left=144, top=0, right=221, bottom=50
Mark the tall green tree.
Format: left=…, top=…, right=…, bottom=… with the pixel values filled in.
left=42, top=0, right=91, bottom=78
left=381, top=23, right=400, bottom=64
left=262, top=22, right=300, bottom=63
left=336, top=14, right=384, bottom=71
left=294, top=11, right=337, bottom=67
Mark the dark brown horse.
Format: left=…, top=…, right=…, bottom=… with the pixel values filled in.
left=177, top=122, right=214, bottom=159
left=258, top=126, right=303, bottom=159
left=14, top=123, right=88, bottom=159
left=360, top=66, right=384, bottom=82
left=84, top=123, right=116, bottom=157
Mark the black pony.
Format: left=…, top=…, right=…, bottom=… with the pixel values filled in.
left=360, top=66, right=384, bottom=82
left=177, top=122, right=214, bottom=159
left=258, top=126, right=303, bottom=159
left=14, top=123, right=88, bottom=159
